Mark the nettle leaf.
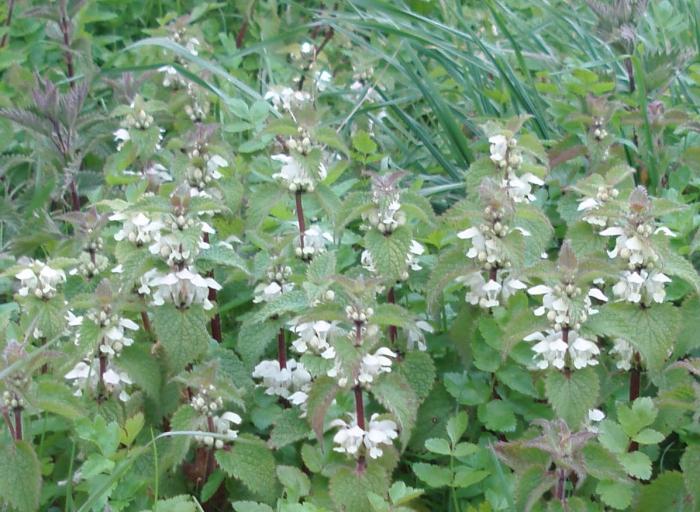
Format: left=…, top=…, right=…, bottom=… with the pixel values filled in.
left=588, top=302, right=680, bottom=372
left=237, top=318, right=279, bottom=368
left=514, top=202, right=553, bottom=265
left=544, top=367, right=599, bottom=428
left=680, top=444, right=700, bottom=507
left=0, top=440, right=42, bottom=512
left=371, top=303, right=414, bottom=329
left=117, top=343, right=162, bottom=399
left=371, top=371, right=419, bottom=447
left=427, top=246, right=470, bottom=309
left=398, top=351, right=436, bottom=402
left=232, top=502, right=274, bottom=512
left=515, top=465, right=557, bottom=512
left=364, top=226, right=413, bottom=282
left=269, top=408, right=310, bottom=449
left=330, top=463, right=389, bottom=512
left=400, top=190, right=436, bottom=226
left=617, top=397, right=657, bottom=438
left=635, top=471, right=690, bottom=511
left=215, top=434, right=279, bottom=504
left=197, top=244, right=249, bottom=275
left=583, top=443, right=627, bottom=482
left=306, top=250, right=336, bottom=284
left=28, top=296, right=66, bottom=340
left=161, top=405, right=199, bottom=469
left=305, top=376, right=338, bottom=441
left=152, top=304, right=211, bottom=373
left=246, top=183, right=284, bottom=231
left=675, top=296, right=700, bottom=355
left=28, top=380, right=86, bottom=419
left=251, top=290, right=308, bottom=324
left=312, top=183, right=343, bottom=222
left=335, top=191, right=373, bottom=236
left=658, top=244, right=700, bottom=296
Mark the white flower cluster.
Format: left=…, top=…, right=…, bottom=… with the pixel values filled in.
left=577, top=185, right=619, bottom=227
left=70, top=240, right=110, bottom=279
left=489, top=134, right=544, bottom=203
left=148, top=268, right=221, bottom=310
left=253, top=265, right=294, bottom=304
left=296, top=224, right=333, bottom=259
left=159, top=27, right=200, bottom=88
left=113, top=102, right=164, bottom=152
left=364, top=187, right=405, bottom=235
left=264, top=86, right=311, bottom=111
left=110, top=211, right=163, bottom=247
left=327, top=347, right=396, bottom=388
left=601, top=220, right=674, bottom=305
left=83, top=309, right=139, bottom=357
left=190, top=385, right=242, bottom=449
left=1, top=390, right=25, bottom=410
left=290, top=320, right=336, bottom=359
left=65, top=358, right=133, bottom=402
left=272, top=153, right=327, bottom=193
left=361, top=239, right=424, bottom=280
left=252, top=359, right=311, bottom=407
left=524, top=283, right=606, bottom=370
left=185, top=154, right=228, bottom=193
left=609, top=338, right=635, bottom=371
left=330, top=413, right=398, bottom=459
left=15, top=260, right=66, bottom=299
left=456, top=205, right=529, bottom=309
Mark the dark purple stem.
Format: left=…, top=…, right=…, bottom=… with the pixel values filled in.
left=295, top=191, right=306, bottom=254
left=277, top=328, right=287, bottom=369
left=13, top=408, right=22, bottom=441
left=387, top=287, right=397, bottom=344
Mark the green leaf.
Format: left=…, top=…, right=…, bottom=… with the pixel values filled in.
left=29, top=297, right=66, bottom=341
left=364, top=227, right=413, bottom=282
left=477, top=400, right=517, bottom=433
left=306, top=250, right=336, bottom=284
left=453, top=442, right=479, bottom=458
left=658, top=245, right=700, bottom=296
left=588, top=303, right=680, bottom=372
left=371, top=371, right=419, bottom=446
left=452, top=468, right=489, bottom=488
left=619, top=451, right=652, bottom=480
left=680, top=444, right=700, bottom=508
left=446, top=411, right=468, bottom=446
left=216, top=434, right=279, bottom=504
left=398, top=351, right=436, bottom=402
left=633, top=428, right=665, bottom=445
left=276, top=465, right=310, bottom=499
left=197, top=244, right=249, bottom=275
left=270, top=408, right=310, bottom=449
left=352, top=130, right=378, bottom=154
left=75, top=416, right=121, bottom=457
left=153, top=495, right=199, bottom=512
left=425, top=438, right=451, bottom=455
left=596, top=480, right=633, bottom=510
left=444, top=372, right=490, bottom=406
left=635, top=471, right=690, bottom=511
left=544, top=367, right=599, bottom=428
left=232, top=501, right=274, bottom=512
left=0, top=441, right=41, bottom=512
left=330, top=463, right=389, bottom=511
left=29, top=380, right=86, bottom=419
left=152, top=304, right=211, bottom=373
left=119, top=413, right=144, bottom=447
left=305, top=376, right=338, bottom=441
left=246, top=183, right=284, bottom=230
left=598, top=420, right=629, bottom=455
left=237, top=319, right=279, bottom=368
left=250, top=290, right=308, bottom=324
left=515, top=465, right=557, bottom=512
left=617, top=397, right=657, bottom=438
left=371, top=303, right=414, bottom=329
left=412, top=463, right=452, bottom=488
left=388, top=481, right=424, bottom=505
left=117, top=343, right=162, bottom=399
left=583, top=443, right=627, bottom=481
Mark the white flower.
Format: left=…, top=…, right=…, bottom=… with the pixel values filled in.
left=149, top=268, right=221, bottom=310
left=16, top=261, right=66, bottom=299
left=585, top=409, right=605, bottom=433
left=459, top=272, right=523, bottom=309
left=195, top=411, right=242, bottom=449
left=291, top=320, right=336, bottom=359
left=264, top=86, right=311, bottom=111
left=504, top=172, right=544, bottom=203
left=612, top=269, right=670, bottom=304
left=610, top=338, right=634, bottom=371
left=528, top=284, right=598, bottom=328
left=315, top=70, right=332, bottom=91
left=365, top=414, right=398, bottom=459
left=252, top=359, right=311, bottom=400
left=253, top=280, right=294, bottom=304
left=110, top=211, right=163, bottom=246
left=600, top=226, right=662, bottom=266
left=358, top=347, right=396, bottom=385
left=272, top=154, right=323, bottom=192
left=65, top=358, right=133, bottom=402
left=525, top=330, right=568, bottom=370
left=113, top=128, right=130, bottom=151
left=568, top=331, right=600, bottom=369
left=300, top=42, right=314, bottom=54
left=330, top=416, right=366, bottom=456
left=406, top=320, right=433, bottom=351
left=406, top=240, right=425, bottom=271
left=361, top=249, right=377, bottom=273
left=99, top=317, right=139, bottom=356
left=298, top=224, right=333, bottom=258
left=66, top=311, right=83, bottom=327
left=457, top=226, right=505, bottom=264
left=489, top=134, right=508, bottom=164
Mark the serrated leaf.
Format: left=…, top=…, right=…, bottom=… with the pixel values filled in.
left=680, top=444, right=700, bottom=508
left=250, top=290, right=308, bottom=324
left=598, top=420, right=629, bottom=455
left=446, top=411, right=468, bottom=446
left=515, top=465, right=557, bottom=512
left=398, top=351, right=436, bottom=402
left=270, top=408, right=310, bottom=449
left=425, top=438, right=451, bottom=455
left=544, top=367, right=599, bottom=428
left=633, top=428, right=665, bottom=444
left=444, top=372, right=490, bottom=406
left=305, top=376, right=338, bottom=441
left=364, top=227, right=413, bottom=282
left=371, top=371, right=419, bottom=447
left=246, top=183, right=284, bottom=230
left=152, top=304, right=211, bottom=373
left=452, top=468, right=489, bottom=488
left=477, top=400, right=517, bottom=433
left=330, top=464, right=389, bottom=511
left=232, top=501, right=274, bottom=512
left=237, top=319, right=279, bottom=368
left=0, top=441, right=41, bottom=512
left=618, top=397, right=657, bottom=438
left=119, top=413, right=144, bottom=447
left=583, top=443, right=627, bottom=481
left=29, top=380, right=86, bottom=419
left=635, top=471, right=690, bottom=511
left=412, top=463, right=452, bottom=488
left=216, top=435, right=279, bottom=504
left=371, top=303, right=414, bottom=329
left=117, top=343, right=162, bottom=399
left=306, top=251, right=336, bottom=284
left=619, top=451, right=652, bottom=480
left=596, top=480, right=633, bottom=510
left=388, top=481, right=424, bottom=505
left=197, top=244, right=249, bottom=275
left=276, top=465, right=310, bottom=498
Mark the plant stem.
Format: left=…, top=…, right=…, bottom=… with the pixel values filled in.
left=202, top=233, right=222, bottom=343
left=277, top=328, right=287, bottom=369
left=2, top=408, right=16, bottom=439
left=13, top=407, right=22, bottom=441
left=297, top=26, right=334, bottom=91
left=628, top=351, right=641, bottom=452
left=140, top=311, right=152, bottom=334
left=235, top=19, right=249, bottom=48
left=353, top=384, right=366, bottom=472
left=0, top=0, right=15, bottom=48
left=70, top=180, right=80, bottom=211
left=387, top=287, right=397, bottom=343
left=554, top=468, right=567, bottom=503
left=59, top=5, right=75, bottom=88
left=295, top=191, right=306, bottom=254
